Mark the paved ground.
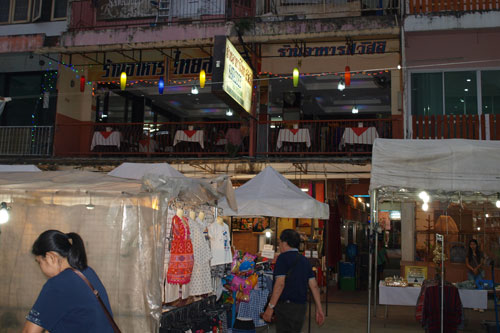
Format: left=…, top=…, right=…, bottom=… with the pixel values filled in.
left=256, top=290, right=499, bottom=332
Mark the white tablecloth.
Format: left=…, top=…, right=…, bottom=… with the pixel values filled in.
left=340, top=127, right=379, bottom=147
left=276, top=128, right=311, bottom=149
left=379, top=281, right=488, bottom=309
left=173, top=130, right=204, bottom=149
left=90, top=131, right=121, bottom=150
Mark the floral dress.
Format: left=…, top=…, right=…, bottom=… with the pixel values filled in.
left=167, top=215, right=194, bottom=285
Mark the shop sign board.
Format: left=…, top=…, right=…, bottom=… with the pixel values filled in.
left=265, top=40, right=395, bottom=58
left=212, top=36, right=253, bottom=115
left=88, top=60, right=166, bottom=82
left=405, top=266, right=427, bottom=284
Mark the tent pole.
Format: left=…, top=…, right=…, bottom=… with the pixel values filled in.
left=374, top=219, right=379, bottom=316
left=367, top=189, right=377, bottom=332
left=325, top=178, right=328, bottom=317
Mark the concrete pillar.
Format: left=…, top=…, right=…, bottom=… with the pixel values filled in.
left=401, top=202, right=415, bottom=261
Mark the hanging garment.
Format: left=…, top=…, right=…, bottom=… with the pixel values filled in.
left=167, top=214, right=194, bottom=285
left=421, top=284, right=463, bottom=333
left=188, top=216, right=213, bottom=296
left=208, top=222, right=232, bottom=266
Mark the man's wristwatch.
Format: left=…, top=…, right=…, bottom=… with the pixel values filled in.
left=268, top=303, right=275, bottom=309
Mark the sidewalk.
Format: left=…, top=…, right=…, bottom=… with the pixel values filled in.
left=258, top=290, right=498, bottom=332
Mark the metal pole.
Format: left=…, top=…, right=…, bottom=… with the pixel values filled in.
left=436, top=233, right=444, bottom=333
left=374, top=219, right=379, bottom=316
left=367, top=189, right=377, bottom=332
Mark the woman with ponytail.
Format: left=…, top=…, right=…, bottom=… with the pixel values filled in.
left=23, top=230, right=115, bottom=333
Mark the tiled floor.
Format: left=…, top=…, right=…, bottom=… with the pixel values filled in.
left=255, top=289, right=499, bottom=332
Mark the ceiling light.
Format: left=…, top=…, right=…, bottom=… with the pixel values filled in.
left=0, top=202, right=10, bottom=224
left=337, top=79, right=345, bottom=91
left=466, top=79, right=471, bottom=82
left=422, top=202, right=429, bottom=211
left=486, top=213, right=490, bottom=218
left=226, top=109, right=233, bottom=116
left=496, top=193, right=500, bottom=208
left=86, top=203, right=95, bottom=210
left=397, top=65, right=401, bottom=70
left=191, top=86, right=199, bottom=95
left=301, top=188, right=309, bottom=192
left=366, top=203, right=370, bottom=207
left=464, top=88, right=468, bottom=92
left=477, top=227, right=481, bottom=231
left=419, top=191, right=430, bottom=202
left=351, top=105, right=359, bottom=114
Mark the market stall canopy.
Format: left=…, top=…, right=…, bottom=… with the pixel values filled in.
left=0, top=164, right=41, bottom=172
left=108, top=162, right=185, bottom=180
left=0, top=170, right=141, bottom=193
left=217, top=166, right=329, bottom=219
left=370, top=139, right=500, bottom=194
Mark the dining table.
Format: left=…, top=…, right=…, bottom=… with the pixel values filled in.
left=276, top=128, right=311, bottom=149
left=340, top=127, right=379, bottom=148
left=173, top=129, right=205, bottom=149
left=90, top=131, right=121, bottom=151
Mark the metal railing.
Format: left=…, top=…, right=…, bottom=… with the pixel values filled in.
left=70, top=0, right=255, bottom=30
left=411, top=114, right=500, bottom=140
left=408, top=0, right=500, bottom=14
left=0, top=126, right=53, bottom=156
left=53, top=118, right=397, bottom=157
left=255, top=0, right=400, bottom=17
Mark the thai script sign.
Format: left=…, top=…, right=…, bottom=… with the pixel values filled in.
left=170, top=50, right=212, bottom=79
left=88, top=60, right=165, bottom=82
left=222, top=39, right=253, bottom=113
left=276, top=41, right=388, bottom=57
left=96, top=0, right=154, bottom=20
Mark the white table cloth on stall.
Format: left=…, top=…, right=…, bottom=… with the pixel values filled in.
left=90, top=131, right=121, bottom=150
left=340, top=127, right=378, bottom=148
left=276, top=128, right=311, bottom=149
left=173, top=130, right=204, bottom=149
left=379, top=281, right=488, bottom=309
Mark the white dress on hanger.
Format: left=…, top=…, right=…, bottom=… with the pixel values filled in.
left=188, top=216, right=213, bottom=296
left=208, top=221, right=232, bottom=266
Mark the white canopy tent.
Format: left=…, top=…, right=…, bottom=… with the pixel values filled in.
left=108, top=162, right=185, bottom=180
left=0, top=164, right=41, bottom=172
left=367, top=139, right=500, bottom=332
left=218, top=166, right=329, bottom=219
left=370, top=139, right=500, bottom=194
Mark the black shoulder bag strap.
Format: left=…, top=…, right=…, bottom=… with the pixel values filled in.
left=70, top=268, right=122, bottom=333
left=286, top=251, right=301, bottom=280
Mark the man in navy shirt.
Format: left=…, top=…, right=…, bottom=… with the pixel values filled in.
left=262, top=229, right=324, bottom=332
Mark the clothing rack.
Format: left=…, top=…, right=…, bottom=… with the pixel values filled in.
left=160, top=295, right=230, bottom=332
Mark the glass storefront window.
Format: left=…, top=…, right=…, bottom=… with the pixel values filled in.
left=411, top=73, right=443, bottom=116
left=481, top=70, right=500, bottom=115
left=444, top=71, right=477, bottom=115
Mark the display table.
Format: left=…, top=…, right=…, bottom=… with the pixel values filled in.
left=90, top=131, right=121, bottom=151
left=276, top=128, right=311, bottom=149
left=340, top=127, right=378, bottom=148
left=379, top=281, right=488, bottom=311
left=173, top=130, right=204, bottom=149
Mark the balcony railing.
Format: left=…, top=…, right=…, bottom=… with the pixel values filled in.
left=70, top=0, right=255, bottom=30
left=53, top=118, right=399, bottom=157
left=411, top=114, right=500, bottom=140
left=408, top=0, right=500, bottom=14
left=0, top=126, right=53, bottom=156
left=69, top=0, right=398, bottom=31
left=256, top=0, right=400, bottom=18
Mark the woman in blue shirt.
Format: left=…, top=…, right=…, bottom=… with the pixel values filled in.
left=23, top=230, right=115, bottom=333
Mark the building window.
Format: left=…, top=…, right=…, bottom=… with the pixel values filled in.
left=411, top=72, right=443, bottom=116
left=481, top=70, right=500, bottom=115
left=411, top=69, right=500, bottom=116
left=0, top=0, right=66, bottom=23
left=444, top=71, right=477, bottom=115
